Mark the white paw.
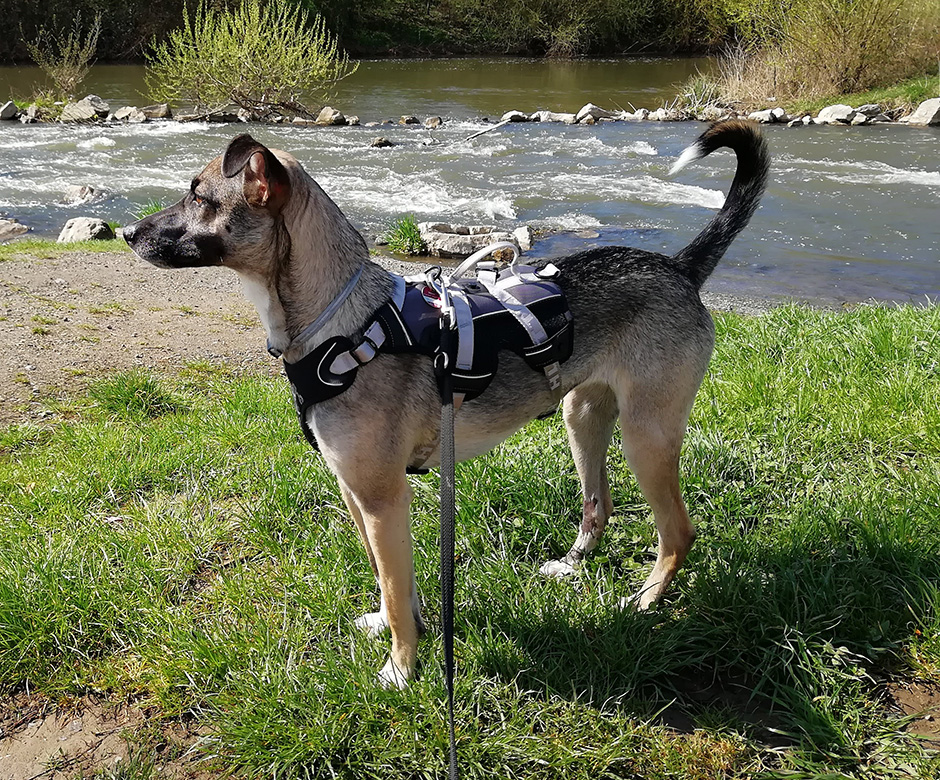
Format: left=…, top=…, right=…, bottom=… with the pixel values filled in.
left=378, top=657, right=410, bottom=689
left=539, top=558, right=578, bottom=579
left=619, top=587, right=658, bottom=612
left=354, top=610, right=389, bottom=637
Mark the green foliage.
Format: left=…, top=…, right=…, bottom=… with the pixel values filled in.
left=89, top=370, right=188, bottom=418
left=383, top=214, right=425, bottom=255
left=133, top=199, right=166, bottom=221
left=146, top=0, right=358, bottom=118
left=22, top=13, right=101, bottom=99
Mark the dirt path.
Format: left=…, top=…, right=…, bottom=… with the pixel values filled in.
left=0, top=249, right=275, bottom=423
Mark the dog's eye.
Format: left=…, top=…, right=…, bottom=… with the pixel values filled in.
left=193, top=194, right=205, bottom=206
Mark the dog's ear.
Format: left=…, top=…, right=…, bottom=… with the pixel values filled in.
left=221, top=134, right=290, bottom=212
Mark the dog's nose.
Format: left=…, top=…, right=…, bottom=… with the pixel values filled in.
left=120, top=222, right=138, bottom=244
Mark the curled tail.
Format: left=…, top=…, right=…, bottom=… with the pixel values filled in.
left=670, top=120, right=770, bottom=290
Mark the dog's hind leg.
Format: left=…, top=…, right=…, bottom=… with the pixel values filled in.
left=541, top=383, right=618, bottom=579
left=342, top=476, right=422, bottom=688
left=617, top=382, right=698, bottom=610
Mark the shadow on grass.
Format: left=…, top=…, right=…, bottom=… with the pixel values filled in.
left=463, top=515, right=940, bottom=755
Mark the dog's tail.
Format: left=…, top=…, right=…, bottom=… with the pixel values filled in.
left=670, top=120, right=770, bottom=290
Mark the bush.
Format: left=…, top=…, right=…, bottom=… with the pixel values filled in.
left=146, top=0, right=358, bottom=118
left=713, top=0, right=940, bottom=104
left=23, top=13, right=100, bottom=99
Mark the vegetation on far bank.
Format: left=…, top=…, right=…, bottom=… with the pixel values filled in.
left=1, top=303, right=939, bottom=777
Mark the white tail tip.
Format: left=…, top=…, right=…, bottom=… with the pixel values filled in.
left=669, top=142, right=705, bottom=176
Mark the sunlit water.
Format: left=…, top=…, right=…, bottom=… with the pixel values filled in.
left=1, top=60, right=938, bottom=304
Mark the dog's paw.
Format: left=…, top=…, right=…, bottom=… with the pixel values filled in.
left=539, top=558, right=578, bottom=579
left=378, top=658, right=410, bottom=690
left=619, top=589, right=658, bottom=612
left=355, top=610, right=389, bottom=637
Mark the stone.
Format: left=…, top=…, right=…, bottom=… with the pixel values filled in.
left=140, top=103, right=172, bottom=119
left=316, top=106, right=346, bottom=125
left=62, top=185, right=96, bottom=204
left=816, top=104, right=856, bottom=124
left=530, top=110, right=577, bottom=124
left=903, top=98, right=940, bottom=126
left=346, top=115, right=360, bottom=126
left=855, top=104, right=882, bottom=117
left=850, top=113, right=870, bottom=125
left=60, top=100, right=99, bottom=123
left=576, top=103, right=614, bottom=122
left=513, top=226, right=533, bottom=252
left=698, top=106, right=726, bottom=122
left=771, top=107, right=788, bottom=122
left=291, top=117, right=318, bottom=126
left=0, top=100, right=16, bottom=120
left=82, top=94, right=110, bottom=116
left=0, top=218, right=29, bottom=242
left=424, top=116, right=443, bottom=128
left=57, top=217, right=115, bottom=243
left=581, top=116, right=596, bottom=125
left=501, top=110, right=528, bottom=122
left=113, top=106, right=147, bottom=123
left=870, top=113, right=893, bottom=123
left=748, top=108, right=778, bottom=123
left=370, top=137, right=395, bottom=148
left=633, top=108, right=651, bottom=121
left=399, top=115, right=420, bottom=125
left=417, top=222, right=525, bottom=258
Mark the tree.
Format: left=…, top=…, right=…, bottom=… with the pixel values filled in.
left=146, top=0, right=358, bottom=119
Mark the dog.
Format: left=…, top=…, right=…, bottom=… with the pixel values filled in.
left=122, top=120, right=769, bottom=688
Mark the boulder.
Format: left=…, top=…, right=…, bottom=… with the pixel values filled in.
left=424, top=116, right=443, bottom=128
left=140, top=103, right=172, bottom=119
left=316, top=106, right=346, bottom=125
left=632, top=108, right=651, bottom=121
left=346, top=115, right=360, bottom=126
left=0, top=218, right=29, bottom=242
left=500, top=110, right=528, bottom=122
left=855, top=104, right=882, bottom=117
left=581, top=115, right=596, bottom=125
left=576, top=103, right=614, bottom=122
left=370, top=137, right=395, bottom=148
left=816, top=104, right=856, bottom=124
left=903, top=98, right=940, bottom=126
left=60, top=100, right=99, bottom=123
left=62, top=185, right=96, bottom=205
left=291, top=117, right=318, bottom=126
left=113, top=106, right=147, bottom=123
left=399, top=115, right=420, bottom=125
left=82, top=94, right=110, bottom=116
left=771, top=107, right=788, bottom=122
left=57, top=217, right=115, bottom=243
left=850, top=113, right=870, bottom=126
left=513, top=226, right=533, bottom=252
left=417, top=222, right=524, bottom=259
left=698, top=106, right=726, bottom=122
left=748, top=108, right=777, bottom=123
left=530, top=110, right=577, bottom=124
left=0, top=100, right=17, bottom=120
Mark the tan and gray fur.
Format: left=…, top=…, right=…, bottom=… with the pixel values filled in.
left=123, top=121, right=770, bottom=688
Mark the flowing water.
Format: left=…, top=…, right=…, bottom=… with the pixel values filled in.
left=1, top=59, right=938, bottom=305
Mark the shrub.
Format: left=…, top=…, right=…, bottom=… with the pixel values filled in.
left=23, top=13, right=100, bottom=100
left=146, top=0, right=358, bottom=118
left=384, top=215, right=426, bottom=255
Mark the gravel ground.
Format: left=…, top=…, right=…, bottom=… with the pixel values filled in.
left=0, top=248, right=781, bottom=424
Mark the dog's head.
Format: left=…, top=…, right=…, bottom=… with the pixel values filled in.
left=122, top=134, right=292, bottom=273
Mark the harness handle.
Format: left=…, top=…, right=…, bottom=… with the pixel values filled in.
left=448, top=242, right=520, bottom=281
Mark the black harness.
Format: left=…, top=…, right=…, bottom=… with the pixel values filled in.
left=283, top=258, right=574, bottom=464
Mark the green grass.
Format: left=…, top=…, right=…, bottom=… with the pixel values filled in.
left=1, top=304, right=939, bottom=778
left=384, top=214, right=426, bottom=256
left=788, top=72, right=940, bottom=116
left=132, top=199, right=166, bottom=221
left=0, top=238, right=129, bottom=262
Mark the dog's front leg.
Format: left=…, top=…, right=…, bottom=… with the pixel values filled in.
left=342, top=477, right=421, bottom=688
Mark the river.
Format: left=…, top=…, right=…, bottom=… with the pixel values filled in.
left=1, top=59, right=938, bottom=305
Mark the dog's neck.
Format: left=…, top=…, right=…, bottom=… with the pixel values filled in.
left=239, top=171, right=392, bottom=361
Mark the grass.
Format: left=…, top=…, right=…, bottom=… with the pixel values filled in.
left=1, top=304, right=939, bottom=778
left=0, top=238, right=129, bottom=262
left=384, top=214, right=426, bottom=256
left=787, top=72, right=940, bottom=117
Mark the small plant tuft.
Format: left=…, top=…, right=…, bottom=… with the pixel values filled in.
left=384, top=214, right=426, bottom=255
left=90, top=371, right=187, bottom=418
left=133, top=200, right=166, bottom=221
